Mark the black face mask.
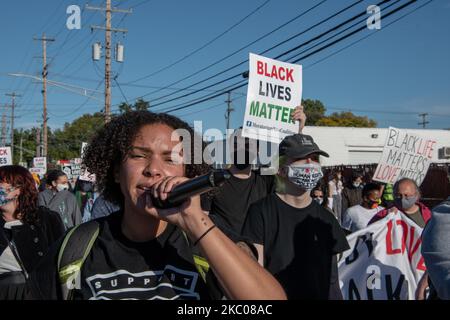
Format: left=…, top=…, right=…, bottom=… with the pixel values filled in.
left=233, top=150, right=251, bottom=170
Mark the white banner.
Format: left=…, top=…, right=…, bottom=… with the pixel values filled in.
left=338, top=211, right=426, bottom=300
left=0, top=147, right=12, bottom=166
left=242, top=53, right=302, bottom=144
left=373, top=127, right=436, bottom=186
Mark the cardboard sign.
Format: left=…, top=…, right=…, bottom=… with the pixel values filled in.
left=338, top=211, right=426, bottom=300
left=373, top=127, right=436, bottom=185
left=242, top=53, right=302, bottom=143
left=0, top=147, right=12, bottom=166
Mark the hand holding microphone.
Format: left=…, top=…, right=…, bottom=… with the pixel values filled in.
left=149, top=170, right=230, bottom=209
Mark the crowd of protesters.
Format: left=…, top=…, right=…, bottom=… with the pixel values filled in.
left=0, top=107, right=449, bottom=300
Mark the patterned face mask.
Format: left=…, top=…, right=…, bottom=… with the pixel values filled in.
left=286, top=163, right=323, bottom=190
left=0, top=186, right=18, bottom=206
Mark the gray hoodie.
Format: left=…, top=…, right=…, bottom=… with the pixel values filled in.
left=421, top=197, right=450, bottom=300
left=38, top=189, right=82, bottom=230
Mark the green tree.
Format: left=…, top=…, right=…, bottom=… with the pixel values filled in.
left=316, top=111, right=377, bottom=127
left=302, top=99, right=326, bottom=125
left=13, top=128, right=39, bottom=166
left=48, top=112, right=104, bottom=161
left=119, top=98, right=150, bottom=113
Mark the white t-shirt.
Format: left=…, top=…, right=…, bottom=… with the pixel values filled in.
left=342, top=205, right=384, bottom=232
left=328, top=180, right=343, bottom=196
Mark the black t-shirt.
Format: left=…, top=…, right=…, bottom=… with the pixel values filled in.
left=30, top=212, right=220, bottom=300
left=242, top=193, right=350, bottom=299
left=209, top=172, right=275, bottom=235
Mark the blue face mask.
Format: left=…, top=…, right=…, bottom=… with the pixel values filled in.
left=0, top=187, right=18, bottom=206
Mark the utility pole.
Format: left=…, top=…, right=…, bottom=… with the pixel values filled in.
left=1, top=110, right=6, bottom=147
left=34, top=34, right=55, bottom=158
left=418, top=113, right=429, bottom=129
left=5, top=92, right=22, bottom=160
left=36, top=127, right=41, bottom=157
left=87, top=1, right=131, bottom=123
left=19, top=129, right=23, bottom=164
left=225, top=91, right=234, bottom=130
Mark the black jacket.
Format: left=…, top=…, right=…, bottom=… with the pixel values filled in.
left=0, top=206, right=65, bottom=273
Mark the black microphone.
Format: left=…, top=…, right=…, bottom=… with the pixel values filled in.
left=150, top=170, right=231, bottom=209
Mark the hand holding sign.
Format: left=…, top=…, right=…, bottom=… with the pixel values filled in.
left=291, top=105, right=306, bottom=133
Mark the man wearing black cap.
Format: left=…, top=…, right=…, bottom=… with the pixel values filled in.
left=208, top=106, right=306, bottom=237
left=242, top=134, right=349, bottom=299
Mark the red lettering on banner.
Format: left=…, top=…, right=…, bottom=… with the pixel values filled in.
left=256, top=61, right=295, bottom=82
left=257, top=61, right=264, bottom=76
left=408, top=226, right=422, bottom=263
left=386, top=219, right=425, bottom=270
left=0, top=149, right=7, bottom=156
left=427, top=141, right=436, bottom=159
left=386, top=220, right=401, bottom=254
left=374, top=164, right=400, bottom=184
left=416, top=256, right=426, bottom=271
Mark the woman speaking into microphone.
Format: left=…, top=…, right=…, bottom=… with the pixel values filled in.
left=28, top=111, right=286, bottom=300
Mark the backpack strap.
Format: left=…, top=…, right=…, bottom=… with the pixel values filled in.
left=180, top=231, right=210, bottom=283
left=57, top=220, right=100, bottom=300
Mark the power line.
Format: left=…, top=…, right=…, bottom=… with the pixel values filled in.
left=119, top=0, right=328, bottom=95
left=126, top=0, right=272, bottom=84
left=48, top=79, right=105, bottom=119
left=147, top=0, right=385, bottom=110
left=304, top=0, right=434, bottom=70
left=157, top=0, right=425, bottom=115
left=122, top=0, right=364, bottom=108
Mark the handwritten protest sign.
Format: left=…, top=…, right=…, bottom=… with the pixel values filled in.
left=338, top=211, right=425, bottom=300
left=29, top=167, right=46, bottom=176
left=242, top=53, right=302, bottom=143
left=79, top=142, right=95, bottom=182
left=0, top=147, right=12, bottom=166
left=373, top=127, right=436, bottom=186
left=33, top=157, right=47, bottom=173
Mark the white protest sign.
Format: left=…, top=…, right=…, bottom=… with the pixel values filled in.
left=79, top=142, right=96, bottom=182
left=81, top=142, right=88, bottom=158
left=62, top=164, right=73, bottom=180
left=373, top=127, right=436, bottom=186
left=78, top=167, right=96, bottom=182
left=33, top=157, right=47, bottom=171
left=29, top=167, right=46, bottom=176
left=242, top=53, right=302, bottom=144
left=0, top=147, right=12, bottom=166
left=338, top=212, right=426, bottom=300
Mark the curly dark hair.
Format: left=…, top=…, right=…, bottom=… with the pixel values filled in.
left=45, top=169, right=67, bottom=186
left=0, top=165, right=38, bottom=224
left=83, top=111, right=211, bottom=206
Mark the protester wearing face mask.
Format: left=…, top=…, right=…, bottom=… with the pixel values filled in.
left=311, top=182, right=333, bottom=213
left=368, top=177, right=431, bottom=228
left=341, top=172, right=364, bottom=218
left=342, top=183, right=384, bottom=233
left=38, top=170, right=82, bottom=230
left=208, top=105, right=306, bottom=237
left=241, top=134, right=349, bottom=299
left=0, top=165, right=64, bottom=300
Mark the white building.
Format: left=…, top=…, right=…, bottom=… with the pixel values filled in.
left=206, top=127, right=450, bottom=168
left=302, top=127, right=450, bottom=166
